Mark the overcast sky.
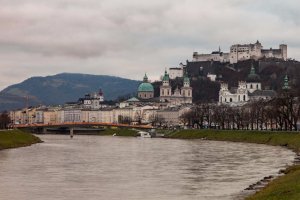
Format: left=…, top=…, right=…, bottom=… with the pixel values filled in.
left=0, top=0, right=300, bottom=89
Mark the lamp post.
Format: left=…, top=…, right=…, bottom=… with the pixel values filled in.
left=70, top=109, right=74, bottom=139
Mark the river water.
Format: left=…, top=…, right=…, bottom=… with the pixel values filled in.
left=0, top=135, right=295, bottom=200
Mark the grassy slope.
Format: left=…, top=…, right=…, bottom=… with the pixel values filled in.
left=246, top=165, right=300, bottom=200
left=166, top=129, right=300, bottom=152
left=165, top=129, right=300, bottom=200
left=0, top=129, right=42, bottom=150
left=99, top=127, right=139, bottom=137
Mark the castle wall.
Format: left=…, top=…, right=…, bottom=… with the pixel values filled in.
left=193, top=52, right=230, bottom=63
left=194, top=42, right=287, bottom=64
left=261, top=45, right=287, bottom=60
left=280, top=44, right=287, bottom=60
left=169, top=68, right=183, bottom=79
left=193, top=53, right=216, bottom=62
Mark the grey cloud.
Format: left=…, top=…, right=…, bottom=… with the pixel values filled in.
left=0, top=0, right=300, bottom=89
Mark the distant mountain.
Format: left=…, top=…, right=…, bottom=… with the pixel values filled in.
left=0, top=73, right=140, bottom=111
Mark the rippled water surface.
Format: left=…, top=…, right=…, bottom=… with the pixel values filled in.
left=0, top=135, right=295, bottom=200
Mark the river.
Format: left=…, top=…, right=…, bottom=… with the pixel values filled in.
left=0, top=135, right=295, bottom=200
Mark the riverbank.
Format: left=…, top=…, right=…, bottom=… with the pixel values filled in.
left=99, top=127, right=139, bottom=137
left=165, top=129, right=300, bottom=200
left=0, top=129, right=42, bottom=150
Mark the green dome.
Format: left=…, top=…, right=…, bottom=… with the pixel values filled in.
left=246, top=64, right=260, bottom=82
left=138, top=82, right=154, bottom=92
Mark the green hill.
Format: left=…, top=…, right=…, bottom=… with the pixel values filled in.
left=0, top=73, right=140, bottom=111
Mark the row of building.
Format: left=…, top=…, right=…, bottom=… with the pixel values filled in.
left=9, top=72, right=194, bottom=127
left=9, top=104, right=192, bottom=127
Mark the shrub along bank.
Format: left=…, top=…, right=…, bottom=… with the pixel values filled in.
left=165, top=129, right=300, bottom=200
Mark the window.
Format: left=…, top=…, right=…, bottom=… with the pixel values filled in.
left=256, top=84, right=259, bottom=89
left=250, top=84, right=253, bottom=89
left=243, top=95, right=246, bottom=101
left=230, top=98, right=232, bottom=102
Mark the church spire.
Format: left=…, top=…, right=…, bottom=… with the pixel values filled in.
left=143, top=73, right=148, bottom=82
left=183, top=70, right=190, bottom=87
left=162, top=68, right=169, bottom=82
left=246, top=62, right=260, bottom=82
left=282, top=74, right=290, bottom=90
left=249, top=63, right=256, bottom=75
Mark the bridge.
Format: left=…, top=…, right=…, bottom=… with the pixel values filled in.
left=14, top=122, right=153, bottom=136
left=14, top=122, right=153, bottom=129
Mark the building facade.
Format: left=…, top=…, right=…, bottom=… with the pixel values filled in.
left=78, top=89, right=104, bottom=110
left=157, top=106, right=192, bottom=126
left=160, top=70, right=192, bottom=105
left=219, top=65, right=276, bottom=106
left=193, top=41, right=287, bottom=64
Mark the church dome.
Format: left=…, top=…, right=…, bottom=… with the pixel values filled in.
left=246, top=64, right=260, bottom=82
left=138, top=82, right=154, bottom=92
left=137, top=73, right=154, bottom=92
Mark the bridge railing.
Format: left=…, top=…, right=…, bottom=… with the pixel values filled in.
left=13, top=122, right=153, bottom=129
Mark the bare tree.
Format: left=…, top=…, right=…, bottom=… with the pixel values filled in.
left=0, top=112, right=11, bottom=129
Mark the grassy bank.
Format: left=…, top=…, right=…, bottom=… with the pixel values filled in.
left=165, top=129, right=300, bottom=152
left=246, top=165, right=300, bottom=200
left=99, top=127, right=139, bottom=137
left=165, top=129, right=300, bottom=200
left=0, top=129, right=42, bottom=150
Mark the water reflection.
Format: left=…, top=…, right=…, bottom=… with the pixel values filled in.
left=0, top=135, right=295, bottom=200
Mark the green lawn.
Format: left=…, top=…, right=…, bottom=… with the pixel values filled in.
left=0, top=129, right=42, bottom=150
left=99, top=127, right=139, bottom=137
left=165, top=129, right=300, bottom=199
left=166, top=129, right=300, bottom=152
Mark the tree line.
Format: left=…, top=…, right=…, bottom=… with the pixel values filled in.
left=180, top=89, right=300, bottom=131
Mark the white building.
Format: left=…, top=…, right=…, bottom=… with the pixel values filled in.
left=78, top=89, right=104, bottom=109
left=193, top=41, right=287, bottom=64
left=207, top=73, right=217, bottom=81
left=169, top=63, right=185, bottom=79
left=219, top=65, right=276, bottom=106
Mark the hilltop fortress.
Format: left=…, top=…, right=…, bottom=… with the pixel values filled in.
left=192, top=41, right=287, bottom=64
